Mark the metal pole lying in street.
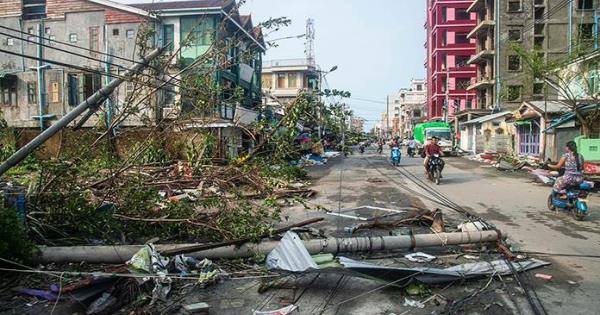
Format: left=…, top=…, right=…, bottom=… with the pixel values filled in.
left=0, top=47, right=164, bottom=177
left=36, top=230, right=503, bottom=264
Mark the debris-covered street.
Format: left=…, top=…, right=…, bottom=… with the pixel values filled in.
left=3, top=148, right=599, bottom=314
left=189, top=149, right=600, bottom=315
left=2, top=0, right=600, bottom=314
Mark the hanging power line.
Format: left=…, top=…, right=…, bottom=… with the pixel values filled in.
left=0, top=30, right=182, bottom=89
left=349, top=96, right=387, bottom=104
left=0, top=24, right=146, bottom=67
left=0, top=48, right=180, bottom=94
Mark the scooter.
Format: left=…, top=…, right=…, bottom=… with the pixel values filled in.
left=547, top=180, right=593, bottom=221
left=391, top=146, right=401, bottom=166
left=427, top=154, right=444, bottom=185
left=359, top=145, right=365, bottom=154
left=407, top=146, right=416, bottom=158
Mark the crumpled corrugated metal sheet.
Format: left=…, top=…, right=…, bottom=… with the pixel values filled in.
left=265, top=233, right=550, bottom=284
left=266, top=231, right=318, bottom=272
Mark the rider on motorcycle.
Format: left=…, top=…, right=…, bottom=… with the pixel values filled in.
left=359, top=141, right=366, bottom=154
left=407, top=137, right=417, bottom=156
left=548, top=140, right=585, bottom=193
left=424, top=136, right=444, bottom=175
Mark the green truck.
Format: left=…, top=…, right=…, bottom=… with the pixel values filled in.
left=413, top=122, right=455, bottom=155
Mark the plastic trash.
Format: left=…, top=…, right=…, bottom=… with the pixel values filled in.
left=534, top=273, right=553, bottom=281
left=254, top=305, right=298, bottom=315
left=405, top=252, right=436, bottom=263
left=16, top=288, right=57, bottom=301
left=403, top=298, right=425, bottom=308
left=87, top=293, right=117, bottom=314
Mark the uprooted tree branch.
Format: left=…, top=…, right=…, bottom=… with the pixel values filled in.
left=0, top=9, right=351, bottom=264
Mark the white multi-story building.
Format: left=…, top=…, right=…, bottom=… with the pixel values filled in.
left=261, top=59, right=320, bottom=114
left=387, top=79, right=426, bottom=138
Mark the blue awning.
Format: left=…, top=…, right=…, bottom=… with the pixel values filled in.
left=543, top=104, right=599, bottom=132
left=543, top=112, right=576, bottom=132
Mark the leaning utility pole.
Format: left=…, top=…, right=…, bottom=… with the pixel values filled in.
left=0, top=47, right=165, bottom=177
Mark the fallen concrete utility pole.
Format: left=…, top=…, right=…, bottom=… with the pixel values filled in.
left=37, top=230, right=503, bottom=264
left=161, top=217, right=324, bottom=256
left=0, top=47, right=165, bottom=177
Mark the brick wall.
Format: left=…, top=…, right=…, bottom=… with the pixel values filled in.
left=46, top=0, right=147, bottom=23
left=0, top=0, right=21, bottom=17
left=46, top=0, right=103, bottom=19
left=105, top=8, right=145, bottom=24
left=0, top=0, right=147, bottom=22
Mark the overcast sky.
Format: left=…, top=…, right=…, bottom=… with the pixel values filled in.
left=122, top=0, right=427, bottom=130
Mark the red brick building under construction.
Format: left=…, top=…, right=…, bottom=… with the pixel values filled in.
left=425, top=0, right=477, bottom=120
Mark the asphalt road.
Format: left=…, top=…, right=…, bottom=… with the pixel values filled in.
left=197, top=147, right=600, bottom=315
left=367, top=147, right=600, bottom=315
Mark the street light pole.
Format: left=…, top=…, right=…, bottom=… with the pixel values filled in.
left=444, top=69, right=449, bottom=122
left=386, top=95, right=390, bottom=139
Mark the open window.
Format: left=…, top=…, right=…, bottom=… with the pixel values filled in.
left=68, top=74, right=79, bottom=106
left=68, top=73, right=101, bottom=106
left=578, top=0, right=594, bottom=10
left=455, top=33, right=469, bottom=44
left=27, top=81, right=37, bottom=104
left=455, top=8, right=470, bottom=21
left=507, top=0, right=522, bottom=12
left=23, top=0, right=46, bottom=20
left=579, top=23, right=594, bottom=40
left=508, top=55, right=521, bottom=71
left=0, top=74, right=17, bottom=106
left=163, top=24, right=174, bottom=52
left=508, top=29, right=522, bottom=41
left=507, top=85, right=522, bottom=102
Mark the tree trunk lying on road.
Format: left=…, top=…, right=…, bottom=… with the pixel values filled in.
left=36, top=230, right=503, bottom=264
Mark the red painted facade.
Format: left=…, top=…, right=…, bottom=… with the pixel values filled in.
left=425, top=0, right=477, bottom=120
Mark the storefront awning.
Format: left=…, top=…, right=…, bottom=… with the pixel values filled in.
left=543, top=112, right=576, bottom=132
left=513, top=120, right=532, bottom=126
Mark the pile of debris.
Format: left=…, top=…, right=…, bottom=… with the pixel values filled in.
left=468, top=154, right=541, bottom=172
left=0, top=201, right=554, bottom=315
left=0, top=157, right=319, bottom=251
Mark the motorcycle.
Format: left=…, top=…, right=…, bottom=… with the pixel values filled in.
left=407, top=146, right=416, bottom=158
left=377, top=144, right=383, bottom=155
left=390, top=146, right=401, bottom=166
left=547, top=179, right=593, bottom=221
left=427, top=154, right=444, bottom=185
left=359, top=145, right=365, bottom=154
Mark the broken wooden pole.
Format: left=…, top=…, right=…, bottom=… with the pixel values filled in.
left=36, top=230, right=503, bottom=264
